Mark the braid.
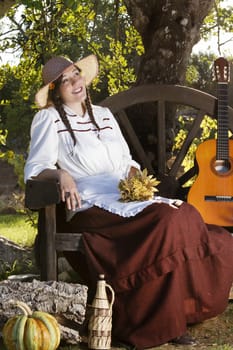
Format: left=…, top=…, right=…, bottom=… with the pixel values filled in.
left=54, top=96, right=77, bottom=146
left=85, top=88, right=100, bottom=131
left=49, top=79, right=77, bottom=146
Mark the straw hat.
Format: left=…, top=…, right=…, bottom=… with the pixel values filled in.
left=35, top=54, right=98, bottom=108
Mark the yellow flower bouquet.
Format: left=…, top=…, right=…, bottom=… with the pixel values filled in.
left=118, top=168, right=160, bottom=202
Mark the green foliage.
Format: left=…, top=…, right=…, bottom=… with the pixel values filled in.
left=0, top=63, right=34, bottom=151
left=5, top=150, right=26, bottom=189
left=202, top=0, right=233, bottom=37
left=0, top=129, right=26, bottom=190
left=0, top=258, right=37, bottom=281
left=103, top=37, right=137, bottom=95
left=201, top=0, right=233, bottom=55
left=0, top=260, right=19, bottom=280
left=186, top=53, right=217, bottom=93
left=0, top=128, right=7, bottom=147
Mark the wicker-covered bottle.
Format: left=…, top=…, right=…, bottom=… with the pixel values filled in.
left=88, top=274, right=115, bottom=349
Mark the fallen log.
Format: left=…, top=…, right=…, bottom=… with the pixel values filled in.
left=0, top=279, right=88, bottom=344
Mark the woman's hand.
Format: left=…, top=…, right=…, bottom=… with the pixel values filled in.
left=58, top=169, right=82, bottom=211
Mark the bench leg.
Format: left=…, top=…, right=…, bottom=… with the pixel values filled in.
left=40, top=205, right=57, bottom=281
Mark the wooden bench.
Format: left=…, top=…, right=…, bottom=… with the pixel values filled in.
left=25, top=84, right=233, bottom=281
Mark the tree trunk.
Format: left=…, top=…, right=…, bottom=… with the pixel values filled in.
left=124, top=0, right=215, bottom=85
left=123, top=0, right=215, bottom=162
left=0, top=279, right=88, bottom=344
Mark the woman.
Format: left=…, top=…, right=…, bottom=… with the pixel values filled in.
left=24, top=54, right=233, bottom=349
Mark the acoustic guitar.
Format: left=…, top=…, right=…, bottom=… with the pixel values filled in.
left=187, top=57, right=233, bottom=226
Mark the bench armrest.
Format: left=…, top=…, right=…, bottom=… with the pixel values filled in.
left=25, top=179, right=61, bottom=210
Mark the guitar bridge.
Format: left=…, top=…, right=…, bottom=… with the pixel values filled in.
left=205, top=195, right=233, bottom=202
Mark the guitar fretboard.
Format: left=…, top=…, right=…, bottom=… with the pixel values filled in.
left=217, top=82, right=229, bottom=160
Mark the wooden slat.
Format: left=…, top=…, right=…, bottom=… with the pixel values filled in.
left=101, top=84, right=233, bottom=130
left=178, top=165, right=197, bottom=187
left=157, top=100, right=166, bottom=174
left=55, top=233, right=82, bottom=251
left=116, top=110, right=154, bottom=174
left=169, top=111, right=205, bottom=177
left=100, top=84, right=220, bottom=117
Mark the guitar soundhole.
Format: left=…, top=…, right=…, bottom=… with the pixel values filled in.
left=214, top=160, right=231, bottom=174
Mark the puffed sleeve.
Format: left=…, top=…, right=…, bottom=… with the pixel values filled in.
left=24, top=109, right=59, bottom=182
left=105, top=108, right=141, bottom=175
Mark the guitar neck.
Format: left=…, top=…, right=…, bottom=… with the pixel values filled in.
left=217, top=82, right=229, bottom=160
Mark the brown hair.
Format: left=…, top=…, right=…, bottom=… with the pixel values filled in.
left=47, top=67, right=100, bottom=146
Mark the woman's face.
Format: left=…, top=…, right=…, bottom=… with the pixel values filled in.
left=58, top=64, right=87, bottom=104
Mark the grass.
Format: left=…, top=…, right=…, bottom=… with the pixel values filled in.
left=0, top=213, right=37, bottom=247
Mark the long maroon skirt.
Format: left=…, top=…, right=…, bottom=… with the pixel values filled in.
left=62, top=202, right=233, bottom=349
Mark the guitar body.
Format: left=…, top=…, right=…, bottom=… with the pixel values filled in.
left=188, top=139, right=233, bottom=226
left=188, top=57, right=233, bottom=226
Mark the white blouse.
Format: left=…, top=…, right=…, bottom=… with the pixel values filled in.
left=24, top=104, right=181, bottom=218
left=24, top=104, right=139, bottom=182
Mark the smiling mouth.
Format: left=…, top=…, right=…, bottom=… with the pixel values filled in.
left=73, top=87, right=82, bottom=94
